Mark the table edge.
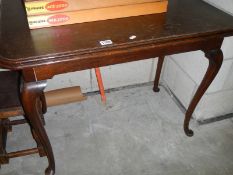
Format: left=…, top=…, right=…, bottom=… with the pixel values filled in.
left=1, top=30, right=233, bottom=70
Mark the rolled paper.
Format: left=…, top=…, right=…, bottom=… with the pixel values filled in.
left=45, top=86, right=87, bottom=107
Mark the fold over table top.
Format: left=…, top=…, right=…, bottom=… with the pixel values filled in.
left=1, top=0, right=233, bottom=70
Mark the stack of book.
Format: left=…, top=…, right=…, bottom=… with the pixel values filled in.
left=25, top=0, right=168, bottom=29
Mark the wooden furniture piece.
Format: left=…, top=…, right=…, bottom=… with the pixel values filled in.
left=0, top=71, right=46, bottom=165
left=1, top=0, right=233, bottom=174
left=0, top=70, right=86, bottom=165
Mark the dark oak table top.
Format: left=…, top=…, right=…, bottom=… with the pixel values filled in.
left=1, top=0, right=233, bottom=70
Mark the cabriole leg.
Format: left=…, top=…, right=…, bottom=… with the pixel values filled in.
left=21, top=80, right=55, bottom=175
left=184, top=49, right=223, bottom=137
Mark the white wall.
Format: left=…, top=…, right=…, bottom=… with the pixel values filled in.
left=163, top=0, right=233, bottom=121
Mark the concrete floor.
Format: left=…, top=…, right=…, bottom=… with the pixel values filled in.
left=1, top=85, right=233, bottom=175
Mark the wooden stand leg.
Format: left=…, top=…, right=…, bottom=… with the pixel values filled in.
left=0, top=119, right=10, bottom=164
left=184, top=49, right=223, bottom=137
left=153, top=56, right=165, bottom=92
left=21, top=80, right=55, bottom=175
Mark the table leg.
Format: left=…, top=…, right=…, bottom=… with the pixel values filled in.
left=184, top=49, right=223, bottom=137
left=21, top=81, right=55, bottom=175
left=153, top=56, right=165, bottom=92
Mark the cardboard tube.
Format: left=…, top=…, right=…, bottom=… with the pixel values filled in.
left=45, top=86, right=87, bottom=107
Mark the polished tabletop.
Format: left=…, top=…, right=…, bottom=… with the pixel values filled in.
left=1, top=0, right=233, bottom=69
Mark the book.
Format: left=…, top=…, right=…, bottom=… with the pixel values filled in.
left=27, top=1, right=168, bottom=29
left=25, top=0, right=165, bottom=16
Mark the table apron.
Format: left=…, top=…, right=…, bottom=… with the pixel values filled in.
left=23, top=36, right=224, bottom=82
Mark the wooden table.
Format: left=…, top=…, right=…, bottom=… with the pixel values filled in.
left=1, top=0, right=233, bottom=174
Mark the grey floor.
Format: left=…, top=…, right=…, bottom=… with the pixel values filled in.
left=1, top=85, right=233, bottom=175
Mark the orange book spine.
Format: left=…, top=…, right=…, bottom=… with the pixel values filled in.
left=27, top=1, right=168, bottom=29
left=25, top=0, right=165, bottom=16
